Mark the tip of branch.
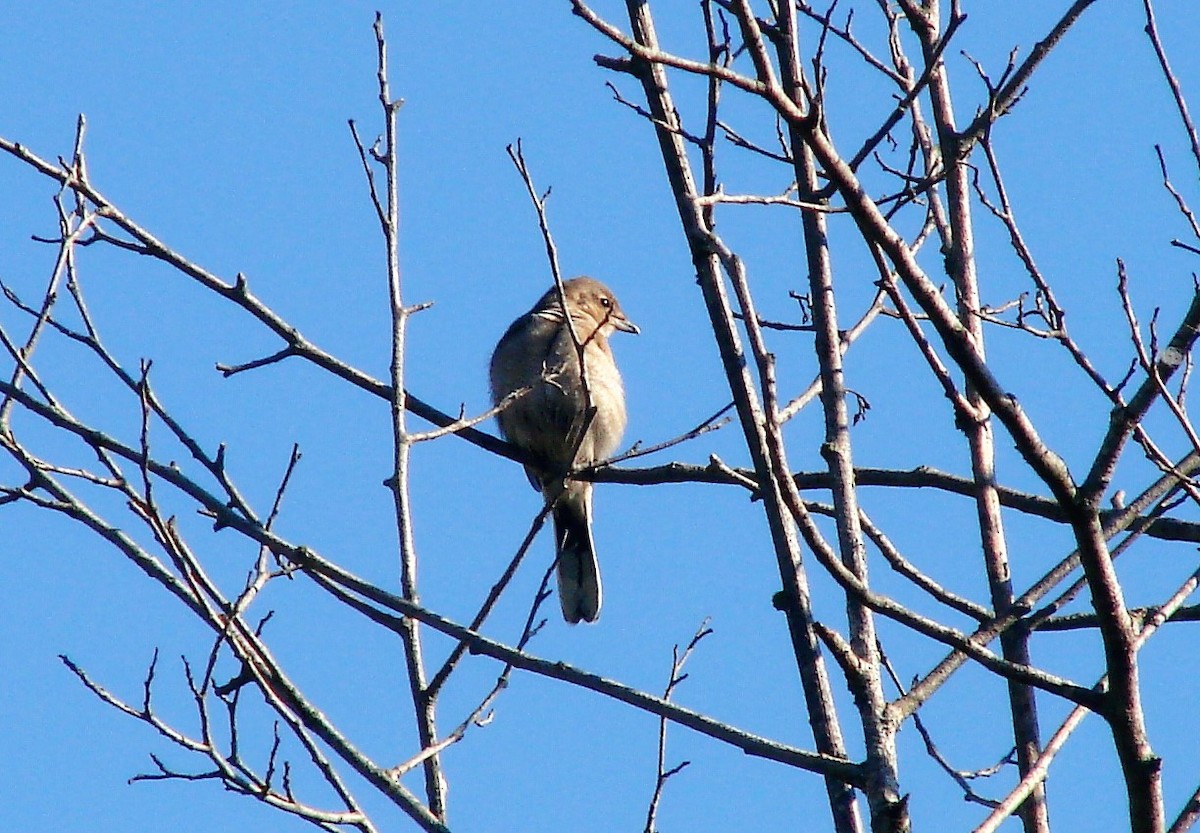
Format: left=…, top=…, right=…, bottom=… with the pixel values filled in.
left=594, top=54, right=638, bottom=76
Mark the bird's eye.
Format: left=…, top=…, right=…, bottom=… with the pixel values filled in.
left=600, top=296, right=612, bottom=308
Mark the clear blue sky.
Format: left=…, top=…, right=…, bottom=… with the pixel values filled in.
left=3, top=3, right=1200, bottom=832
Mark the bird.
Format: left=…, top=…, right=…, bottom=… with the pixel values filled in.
left=489, top=276, right=639, bottom=623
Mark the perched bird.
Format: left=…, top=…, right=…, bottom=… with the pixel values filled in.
left=490, top=276, right=639, bottom=623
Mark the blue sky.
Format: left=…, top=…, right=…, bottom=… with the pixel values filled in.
left=4, top=3, right=1200, bottom=832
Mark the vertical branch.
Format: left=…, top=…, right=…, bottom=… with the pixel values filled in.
left=583, top=2, right=860, bottom=831
left=1142, top=0, right=1200, bottom=174
left=504, top=140, right=600, bottom=460
left=643, top=620, right=711, bottom=833
left=769, top=5, right=904, bottom=831
left=904, top=3, right=1049, bottom=830
left=369, top=14, right=447, bottom=820
left=0, top=116, right=93, bottom=431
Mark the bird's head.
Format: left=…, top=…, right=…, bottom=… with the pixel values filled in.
left=538, top=276, right=639, bottom=341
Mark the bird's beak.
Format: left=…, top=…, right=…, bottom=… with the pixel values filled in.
left=615, top=316, right=640, bottom=335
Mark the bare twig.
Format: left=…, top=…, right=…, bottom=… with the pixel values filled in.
left=644, top=620, right=712, bottom=833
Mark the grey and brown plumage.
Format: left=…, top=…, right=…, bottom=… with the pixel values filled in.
left=489, top=276, right=638, bottom=623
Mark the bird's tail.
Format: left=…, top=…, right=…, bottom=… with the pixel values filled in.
left=552, top=488, right=602, bottom=624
